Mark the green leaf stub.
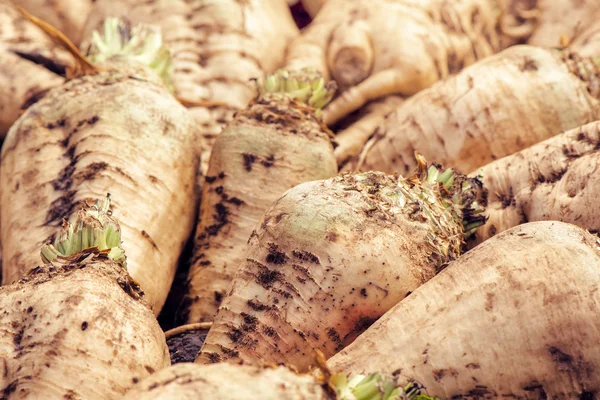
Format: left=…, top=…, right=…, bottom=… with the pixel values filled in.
left=41, top=194, right=127, bottom=266
left=330, top=372, right=439, bottom=400
left=85, top=17, right=174, bottom=91
left=260, top=68, right=337, bottom=110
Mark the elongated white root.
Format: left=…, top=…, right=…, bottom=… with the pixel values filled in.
left=328, top=221, right=600, bottom=398
left=197, top=164, right=486, bottom=371
left=183, top=69, right=338, bottom=324
left=357, top=45, right=600, bottom=177
left=468, top=120, right=600, bottom=247
left=121, top=360, right=438, bottom=400
left=81, top=0, right=300, bottom=175
left=0, top=17, right=199, bottom=315
left=0, top=196, right=170, bottom=399
left=285, top=0, right=535, bottom=126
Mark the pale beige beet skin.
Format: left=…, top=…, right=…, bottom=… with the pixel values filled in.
left=284, top=0, right=532, bottom=126
left=523, top=0, right=600, bottom=49
left=570, top=20, right=600, bottom=57
left=12, top=0, right=94, bottom=45
left=0, top=64, right=199, bottom=315
left=82, top=0, right=299, bottom=175
left=183, top=96, right=337, bottom=324
left=469, top=120, right=600, bottom=246
left=334, top=95, right=404, bottom=170
left=0, top=0, right=73, bottom=136
left=328, top=221, right=600, bottom=398
left=360, top=45, right=600, bottom=176
left=0, top=254, right=170, bottom=399
left=197, top=170, right=484, bottom=371
left=122, top=363, right=327, bottom=400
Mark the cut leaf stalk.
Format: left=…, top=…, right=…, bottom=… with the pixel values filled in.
left=40, top=194, right=126, bottom=266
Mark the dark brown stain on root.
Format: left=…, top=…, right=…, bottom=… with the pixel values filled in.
left=250, top=260, right=284, bottom=290
left=21, top=87, right=53, bottom=111
left=342, top=316, right=377, bottom=344
left=536, top=167, right=567, bottom=185
left=261, top=154, right=275, bottom=168
left=246, top=299, right=276, bottom=312
left=10, top=50, right=68, bottom=76
left=577, top=130, right=600, bottom=150
left=327, top=327, right=344, bottom=351
left=522, top=381, right=545, bottom=397
left=219, top=345, right=240, bottom=358
left=450, top=385, right=495, bottom=399
left=266, top=243, right=288, bottom=265
left=240, top=313, right=258, bottom=332
left=73, top=161, right=108, bottom=182
left=548, top=346, right=573, bottom=368
left=204, top=172, right=226, bottom=184
left=141, top=230, right=160, bottom=251
left=499, top=187, right=514, bottom=209
left=44, top=116, right=106, bottom=226
left=262, top=325, right=278, bottom=338
left=242, top=153, right=256, bottom=171
left=214, top=291, right=224, bottom=304
left=204, top=203, right=229, bottom=237
left=44, top=190, right=78, bottom=226
left=206, top=352, right=222, bottom=363
left=291, top=264, right=318, bottom=286
left=520, top=57, right=538, bottom=71
left=292, top=250, right=320, bottom=264
left=194, top=181, right=245, bottom=257
left=1, top=380, right=18, bottom=397
left=13, top=326, right=25, bottom=353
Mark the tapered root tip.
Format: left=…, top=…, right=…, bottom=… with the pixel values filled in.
left=40, top=194, right=127, bottom=266
left=329, top=47, right=372, bottom=88
left=327, top=20, right=374, bottom=89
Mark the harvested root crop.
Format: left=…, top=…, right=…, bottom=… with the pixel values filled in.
left=197, top=157, right=487, bottom=371
left=182, top=69, right=338, bottom=324
left=82, top=0, right=300, bottom=174
left=356, top=45, right=600, bottom=176
left=121, top=360, right=437, bottom=400
left=469, top=119, right=600, bottom=246
left=284, top=0, right=538, bottom=126
left=0, top=16, right=199, bottom=315
left=0, top=196, right=170, bottom=399
left=328, top=221, right=600, bottom=399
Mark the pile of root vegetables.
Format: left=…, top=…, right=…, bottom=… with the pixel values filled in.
left=2, top=0, right=600, bottom=398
